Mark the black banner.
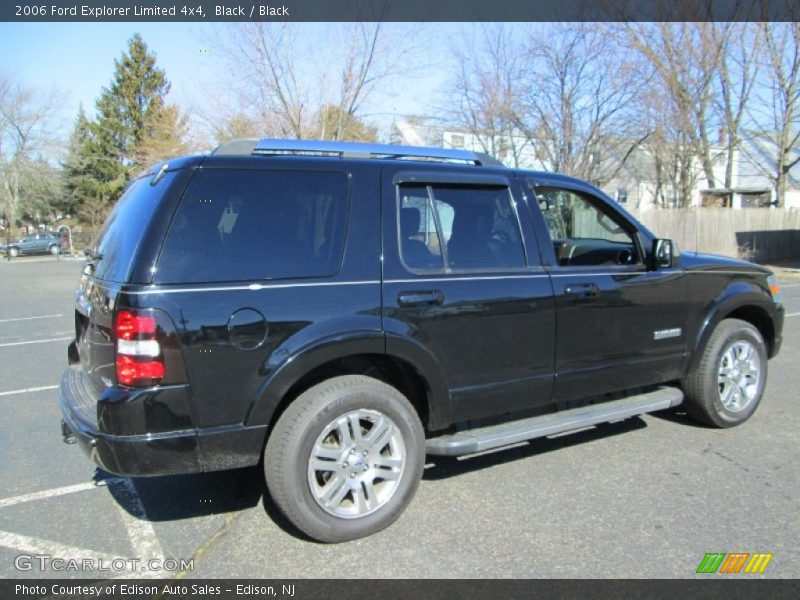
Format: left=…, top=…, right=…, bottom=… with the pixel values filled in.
left=3, top=579, right=800, bottom=600
left=1, top=0, right=799, bottom=23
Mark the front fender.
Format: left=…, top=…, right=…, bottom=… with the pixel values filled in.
left=688, top=281, right=779, bottom=373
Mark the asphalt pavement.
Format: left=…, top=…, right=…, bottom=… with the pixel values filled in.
left=0, top=256, right=797, bottom=579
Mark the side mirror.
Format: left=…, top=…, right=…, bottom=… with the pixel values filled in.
left=653, top=239, right=679, bottom=269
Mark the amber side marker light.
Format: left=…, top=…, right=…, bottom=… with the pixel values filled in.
left=767, top=275, right=782, bottom=304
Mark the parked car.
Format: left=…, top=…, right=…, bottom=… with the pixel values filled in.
left=1, top=232, right=62, bottom=257
left=59, top=140, right=784, bottom=542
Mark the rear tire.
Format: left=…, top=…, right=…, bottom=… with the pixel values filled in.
left=8, top=247, right=19, bottom=258
left=49, top=244, right=60, bottom=255
left=264, top=375, right=425, bottom=543
left=682, top=318, right=767, bottom=427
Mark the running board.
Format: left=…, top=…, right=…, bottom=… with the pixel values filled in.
left=426, top=386, right=684, bottom=456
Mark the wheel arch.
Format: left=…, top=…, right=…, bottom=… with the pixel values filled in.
left=688, top=284, right=778, bottom=374
left=245, top=332, right=451, bottom=439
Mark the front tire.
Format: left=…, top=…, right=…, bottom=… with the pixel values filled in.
left=49, top=244, right=60, bottom=255
left=8, top=247, right=19, bottom=258
left=682, top=318, right=768, bottom=427
left=264, top=375, right=425, bottom=542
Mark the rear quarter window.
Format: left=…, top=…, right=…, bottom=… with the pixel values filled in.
left=91, top=171, right=178, bottom=283
left=154, top=169, right=349, bottom=284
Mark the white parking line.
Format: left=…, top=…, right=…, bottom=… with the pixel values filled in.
left=0, top=530, right=123, bottom=563
left=0, top=477, right=165, bottom=577
left=0, top=385, right=59, bottom=397
left=0, top=480, right=122, bottom=509
left=786, top=312, right=800, bottom=318
left=109, top=478, right=166, bottom=564
left=0, top=314, right=63, bottom=324
left=0, top=336, right=71, bottom=348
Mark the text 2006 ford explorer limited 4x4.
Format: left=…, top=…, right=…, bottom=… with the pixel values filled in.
left=59, top=140, right=784, bottom=542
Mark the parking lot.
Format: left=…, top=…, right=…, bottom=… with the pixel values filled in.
left=0, top=256, right=797, bottom=579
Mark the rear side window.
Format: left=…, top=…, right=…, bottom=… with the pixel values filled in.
left=92, top=172, right=177, bottom=283
left=398, top=183, right=526, bottom=272
left=155, top=169, right=349, bottom=284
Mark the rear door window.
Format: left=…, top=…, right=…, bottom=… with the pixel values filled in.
left=155, top=169, right=349, bottom=284
left=398, top=183, right=526, bottom=272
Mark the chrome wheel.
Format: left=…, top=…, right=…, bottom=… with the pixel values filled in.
left=717, top=340, right=761, bottom=413
left=307, top=409, right=406, bottom=519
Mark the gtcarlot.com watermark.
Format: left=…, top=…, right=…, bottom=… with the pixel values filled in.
left=14, top=554, right=194, bottom=573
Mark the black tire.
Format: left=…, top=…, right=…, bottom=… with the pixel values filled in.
left=682, top=318, right=768, bottom=428
left=264, top=375, right=425, bottom=543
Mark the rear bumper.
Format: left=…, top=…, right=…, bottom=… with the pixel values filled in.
left=58, top=366, right=266, bottom=477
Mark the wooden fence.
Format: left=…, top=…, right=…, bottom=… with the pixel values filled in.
left=629, top=208, right=800, bottom=263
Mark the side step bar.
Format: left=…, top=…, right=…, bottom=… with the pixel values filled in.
left=426, top=386, right=684, bottom=456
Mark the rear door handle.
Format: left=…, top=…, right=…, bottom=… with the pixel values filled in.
left=564, top=283, right=599, bottom=298
left=397, top=290, right=445, bottom=308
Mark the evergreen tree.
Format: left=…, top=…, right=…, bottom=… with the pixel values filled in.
left=68, top=34, right=188, bottom=226
left=90, top=34, right=185, bottom=189
left=61, top=105, right=98, bottom=218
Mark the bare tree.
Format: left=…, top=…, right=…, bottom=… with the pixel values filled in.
left=714, top=23, right=760, bottom=193
left=511, top=23, right=645, bottom=184
left=752, top=22, right=800, bottom=207
left=445, top=25, right=532, bottom=167
left=0, top=73, right=63, bottom=235
left=202, top=23, right=420, bottom=143
left=622, top=23, right=726, bottom=202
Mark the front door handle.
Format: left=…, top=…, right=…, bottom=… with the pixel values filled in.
left=397, top=290, right=445, bottom=308
left=564, top=283, right=599, bottom=298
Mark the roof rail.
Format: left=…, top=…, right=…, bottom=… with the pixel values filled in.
left=251, top=138, right=504, bottom=167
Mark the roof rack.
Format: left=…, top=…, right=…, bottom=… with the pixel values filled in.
left=246, top=138, right=504, bottom=167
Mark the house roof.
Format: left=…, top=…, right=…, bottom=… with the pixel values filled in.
left=740, top=133, right=800, bottom=188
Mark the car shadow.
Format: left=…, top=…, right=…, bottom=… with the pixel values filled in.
left=101, top=465, right=315, bottom=541
left=422, top=416, right=648, bottom=481
left=102, top=415, right=667, bottom=539
left=647, top=405, right=711, bottom=428
left=102, top=466, right=264, bottom=521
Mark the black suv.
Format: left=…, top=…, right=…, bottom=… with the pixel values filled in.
left=60, top=139, right=784, bottom=542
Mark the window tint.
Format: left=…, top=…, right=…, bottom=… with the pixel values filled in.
left=155, top=170, right=348, bottom=284
left=92, top=172, right=177, bottom=283
left=535, top=187, right=639, bottom=267
left=399, top=186, right=444, bottom=270
left=398, top=184, right=525, bottom=271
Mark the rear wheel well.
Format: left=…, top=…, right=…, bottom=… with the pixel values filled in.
left=267, top=354, right=432, bottom=437
left=725, top=305, right=775, bottom=357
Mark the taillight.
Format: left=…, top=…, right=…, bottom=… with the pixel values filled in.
left=114, top=309, right=164, bottom=387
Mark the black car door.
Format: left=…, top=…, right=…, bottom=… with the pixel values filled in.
left=524, top=180, right=688, bottom=402
left=382, top=167, right=556, bottom=424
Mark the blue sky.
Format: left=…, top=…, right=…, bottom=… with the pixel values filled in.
left=0, top=22, right=452, bottom=141
left=0, top=23, right=208, bottom=118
